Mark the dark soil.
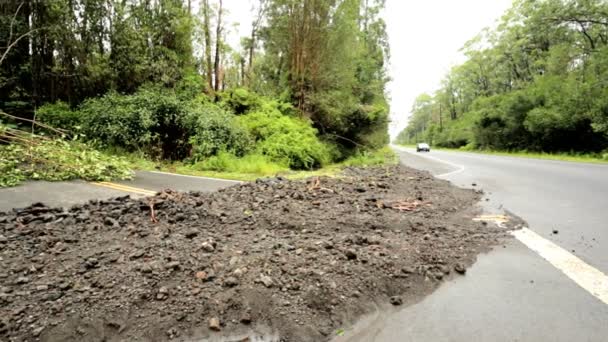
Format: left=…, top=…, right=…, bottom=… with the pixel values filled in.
left=0, top=165, right=508, bottom=342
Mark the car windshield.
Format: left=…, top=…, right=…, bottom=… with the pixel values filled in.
left=418, top=143, right=429, bottom=148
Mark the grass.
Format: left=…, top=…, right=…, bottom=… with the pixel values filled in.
left=122, top=146, right=399, bottom=181
left=395, top=143, right=608, bottom=164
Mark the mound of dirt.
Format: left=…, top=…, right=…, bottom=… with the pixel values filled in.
left=0, top=166, right=508, bottom=342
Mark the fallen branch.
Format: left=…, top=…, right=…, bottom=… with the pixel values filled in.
left=148, top=200, right=158, bottom=223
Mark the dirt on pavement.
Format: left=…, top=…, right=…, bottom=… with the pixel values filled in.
left=0, top=165, right=509, bottom=342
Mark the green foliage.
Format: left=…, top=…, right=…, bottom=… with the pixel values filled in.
left=0, top=138, right=132, bottom=188
left=187, top=103, right=251, bottom=161
left=191, top=151, right=288, bottom=175
left=340, top=146, right=397, bottom=167
left=238, top=109, right=331, bottom=169
left=220, top=88, right=262, bottom=114
left=397, top=0, right=608, bottom=153
left=36, top=101, right=81, bottom=132
left=79, top=88, right=193, bottom=160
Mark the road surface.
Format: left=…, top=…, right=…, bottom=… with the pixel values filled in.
left=0, top=170, right=240, bottom=212
left=334, top=146, right=608, bottom=342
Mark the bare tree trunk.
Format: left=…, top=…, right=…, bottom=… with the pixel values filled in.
left=203, top=0, right=213, bottom=92
left=213, top=0, right=223, bottom=92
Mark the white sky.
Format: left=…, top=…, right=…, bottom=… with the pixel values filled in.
left=220, top=0, right=514, bottom=138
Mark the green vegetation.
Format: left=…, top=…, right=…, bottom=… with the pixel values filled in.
left=0, top=130, right=132, bottom=187
left=123, top=146, right=397, bottom=182
left=1, top=0, right=392, bottom=185
left=396, top=0, right=608, bottom=156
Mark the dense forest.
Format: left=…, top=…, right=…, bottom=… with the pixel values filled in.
left=396, top=0, right=608, bottom=154
left=0, top=0, right=390, bottom=185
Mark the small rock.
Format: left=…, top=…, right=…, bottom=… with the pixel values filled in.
left=389, top=296, right=403, bottom=306
left=223, top=276, right=239, bottom=287
left=104, top=217, right=119, bottom=227
left=0, top=234, right=7, bottom=243
left=129, top=250, right=145, bottom=259
left=209, top=317, right=221, bottom=331
left=84, top=258, right=99, bottom=269
left=423, top=234, right=431, bottom=240
left=15, top=277, right=30, bottom=285
left=354, top=187, right=367, bottom=193
left=140, top=264, right=153, bottom=274
left=401, top=266, right=416, bottom=274
left=184, top=229, right=199, bottom=239
left=36, top=285, right=49, bottom=291
left=45, top=291, right=63, bottom=301
left=552, top=229, right=559, bottom=235
left=240, top=312, right=252, bottom=324
left=344, top=249, right=357, bottom=260
left=201, top=241, right=215, bottom=253
left=195, top=271, right=208, bottom=281
left=471, top=183, right=477, bottom=187
left=259, top=274, right=274, bottom=288
left=233, top=268, right=246, bottom=277
left=165, top=261, right=181, bottom=270
left=156, top=286, right=169, bottom=300
left=32, top=326, right=45, bottom=337
left=454, top=263, right=466, bottom=274
left=0, top=318, right=10, bottom=333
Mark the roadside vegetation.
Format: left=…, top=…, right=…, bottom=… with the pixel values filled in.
left=396, top=0, right=608, bottom=158
left=0, top=0, right=391, bottom=187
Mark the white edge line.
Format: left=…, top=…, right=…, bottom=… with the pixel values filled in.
left=512, top=227, right=608, bottom=305
left=390, top=144, right=465, bottom=178
left=148, top=170, right=243, bottom=183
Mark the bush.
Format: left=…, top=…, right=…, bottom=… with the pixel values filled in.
left=187, top=103, right=251, bottom=162
left=36, top=101, right=81, bottom=132
left=219, top=88, right=262, bottom=114
left=79, top=88, right=192, bottom=160
left=238, top=109, right=331, bottom=169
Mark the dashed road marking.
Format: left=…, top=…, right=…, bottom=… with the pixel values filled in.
left=512, top=228, right=608, bottom=305
left=91, top=182, right=157, bottom=196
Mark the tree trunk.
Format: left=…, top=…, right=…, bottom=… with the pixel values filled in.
left=203, top=0, right=213, bottom=92
left=213, top=0, right=223, bottom=92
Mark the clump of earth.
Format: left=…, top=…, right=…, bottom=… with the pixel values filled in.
left=0, top=165, right=508, bottom=342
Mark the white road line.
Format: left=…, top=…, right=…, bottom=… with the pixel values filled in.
left=148, top=170, right=243, bottom=183
left=390, top=145, right=465, bottom=178
left=512, top=228, right=608, bottom=305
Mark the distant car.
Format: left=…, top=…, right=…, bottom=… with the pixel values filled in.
left=416, top=143, right=430, bottom=152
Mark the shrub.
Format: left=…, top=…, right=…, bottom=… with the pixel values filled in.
left=238, top=109, right=331, bottom=169
left=219, top=88, right=262, bottom=114
left=187, top=103, right=251, bottom=162
left=79, top=88, right=192, bottom=160
left=36, top=101, right=81, bottom=132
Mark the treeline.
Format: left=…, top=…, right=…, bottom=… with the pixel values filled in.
left=0, top=0, right=390, bottom=168
left=397, top=0, right=608, bottom=153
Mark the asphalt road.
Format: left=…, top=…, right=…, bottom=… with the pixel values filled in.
left=393, top=146, right=608, bottom=273
left=0, top=171, right=240, bottom=212
left=334, top=146, right=608, bottom=342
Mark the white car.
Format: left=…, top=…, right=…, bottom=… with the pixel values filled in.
left=416, top=143, right=430, bottom=152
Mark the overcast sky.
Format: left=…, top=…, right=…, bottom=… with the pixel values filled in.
left=221, top=0, right=514, bottom=138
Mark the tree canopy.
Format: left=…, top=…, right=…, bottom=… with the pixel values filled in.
left=396, top=0, right=608, bottom=153
left=1, top=0, right=391, bottom=157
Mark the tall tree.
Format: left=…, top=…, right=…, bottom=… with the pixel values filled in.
left=213, top=0, right=223, bottom=91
